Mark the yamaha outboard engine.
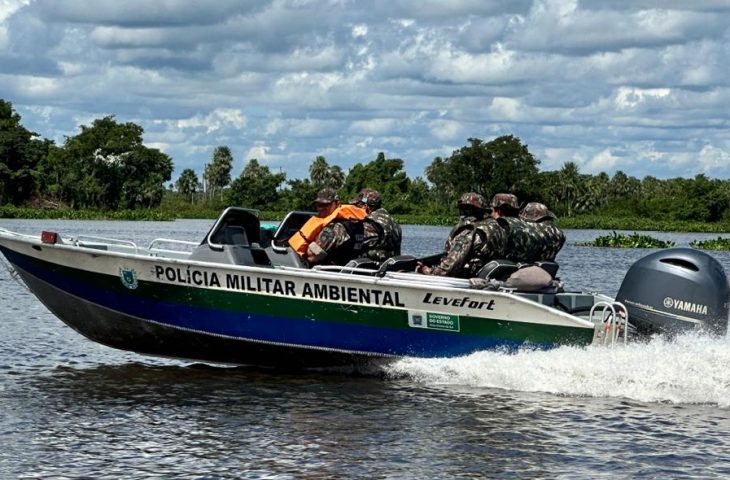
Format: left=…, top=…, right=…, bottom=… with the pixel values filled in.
left=616, top=248, right=730, bottom=335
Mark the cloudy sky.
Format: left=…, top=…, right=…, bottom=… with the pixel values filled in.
left=2, top=0, right=730, bottom=183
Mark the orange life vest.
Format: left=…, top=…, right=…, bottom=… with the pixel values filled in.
left=288, top=205, right=368, bottom=256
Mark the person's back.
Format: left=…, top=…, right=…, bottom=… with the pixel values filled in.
left=464, top=216, right=506, bottom=275
left=477, top=201, right=565, bottom=293
left=496, top=216, right=544, bottom=263
left=518, top=202, right=565, bottom=261
left=363, top=207, right=402, bottom=261
left=489, top=192, right=545, bottom=264
left=350, top=188, right=402, bottom=262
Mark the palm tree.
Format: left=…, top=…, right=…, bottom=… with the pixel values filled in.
left=575, top=172, right=609, bottom=213
left=175, top=168, right=199, bottom=204
left=610, top=170, right=640, bottom=200
left=558, top=161, right=582, bottom=217
left=309, top=156, right=329, bottom=186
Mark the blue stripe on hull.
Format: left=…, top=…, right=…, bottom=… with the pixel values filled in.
left=4, top=247, right=543, bottom=357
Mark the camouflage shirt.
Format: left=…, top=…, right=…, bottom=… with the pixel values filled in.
left=530, top=220, right=565, bottom=261
left=361, top=208, right=402, bottom=262
left=308, top=221, right=365, bottom=265
left=497, top=217, right=565, bottom=263
left=431, top=217, right=506, bottom=278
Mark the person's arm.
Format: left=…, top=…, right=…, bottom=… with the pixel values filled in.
left=306, top=223, right=347, bottom=264
left=420, top=228, right=475, bottom=276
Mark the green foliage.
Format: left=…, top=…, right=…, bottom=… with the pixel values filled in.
left=175, top=168, right=199, bottom=202
left=35, top=115, right=171, bottom=210
left=5, top=98, right=730, bottom=233
left=425, top=135, right=540, bottom=206
left=226, top=159, right=286, bottom=209
left=205, top=146, right=233, bottom=199
left=158, top=192, right=222, bottom=219
left=277, top=156, right=344, bottom=211
left=689, top=237, right=730, bottom=251
left=0, top=205, right=172, bottom=220
left=576, top=231, right=676, bottom=248
left=279, top=177, right=318, bottom=211
left=557, top=214, right=730, bottom=232
left=0, top=100, right=50, bottom=205
left=555, top=161, right=581, bottom=217
left=309, top=155, right=344, bottom=188
left=342, top=152, right=414, bottom=213
left=539, top=164, right=730, bottom=225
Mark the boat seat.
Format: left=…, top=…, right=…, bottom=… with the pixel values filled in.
left=259, top=225, right=276, bottom=248
left=189, top=206, right=277, bottom=267
left=377, top=255, right=418, bottom=277
left=477, top=260, right=520, bottom=281
left=264, top=245, right=309, bottom=268
left=270, top=210, right=316, bottom=252
left=478, top=259, right=560, bottom=281
left=221, top=226, right=248, bottom=245
left=203, top=207, right=262, bottom=247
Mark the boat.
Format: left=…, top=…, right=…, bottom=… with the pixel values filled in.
left=0, top=207, right=728, bottom=369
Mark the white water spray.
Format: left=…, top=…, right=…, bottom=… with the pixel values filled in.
left=384, top=333, right=730, bottom=407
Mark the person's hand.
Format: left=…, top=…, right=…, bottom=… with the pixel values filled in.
left=416, top=262, right=432, bottom=274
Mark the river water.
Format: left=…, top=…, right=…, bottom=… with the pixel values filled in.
left=2, top=219, right=730, bottom=479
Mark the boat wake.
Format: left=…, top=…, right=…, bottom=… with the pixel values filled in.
left=383, top=332, right=730, bottom=407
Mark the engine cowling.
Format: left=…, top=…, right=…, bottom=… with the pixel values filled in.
left=616, top=248, right=729, bottom=335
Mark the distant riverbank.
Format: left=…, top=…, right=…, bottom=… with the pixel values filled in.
left=2, top=205, right=730, bottom=233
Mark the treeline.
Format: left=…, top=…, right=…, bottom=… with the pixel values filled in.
left=1, top=100, right=172, bottom=210
left=3, top=98, right=730, bottom=225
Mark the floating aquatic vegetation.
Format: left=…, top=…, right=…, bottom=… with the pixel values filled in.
left=690, top=237, right=730, bottom=251
left=577, top=231, right=675, bottom=248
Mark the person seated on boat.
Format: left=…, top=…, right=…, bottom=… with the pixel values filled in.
left=288, top=187, right=368, bottom=266
left=470, top=198, right=564, bottom=293
left=350, top=188, right=402, bottom=263
left=519, top=202, right=566, bottom=261
left=490, top=192, right=544, bottom=264
left=416, top=192, right=506, bottom=278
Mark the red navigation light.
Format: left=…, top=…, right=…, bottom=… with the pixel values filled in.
left=41, top=231, right=58, bottom=244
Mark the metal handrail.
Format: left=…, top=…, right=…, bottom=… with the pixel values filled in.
left=148, top=238, right=199, bottom=251
left=590, top=301, right=629, bottom=346
left=73, top=235, right=138, bottom=253
left=312, top=264, right=379, bottom=276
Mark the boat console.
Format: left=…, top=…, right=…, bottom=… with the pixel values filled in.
left=189, top=207, right=311, bottom=269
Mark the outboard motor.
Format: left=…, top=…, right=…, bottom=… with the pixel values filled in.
left=616, top=248, right=730, bottom=335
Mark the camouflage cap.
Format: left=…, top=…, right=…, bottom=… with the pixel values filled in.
left=313, top=187, right=340, bottom=204
left=350, top=188, right=382, bottom=209
left=457, top=192, right=486, bottom=210
left=519, top=202, right=556, bottom=222
left=490, top=193, right=519, bottom=209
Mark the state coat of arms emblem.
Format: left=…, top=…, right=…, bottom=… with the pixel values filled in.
left=119, top=267, right=139, bottom=289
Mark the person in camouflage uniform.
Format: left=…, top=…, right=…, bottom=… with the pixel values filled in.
left=350, top=188, right=402, bottom=262
left=519, top=202, right=565, bottom=261
left=490, top=193, right=545, bottom=264
left=306, top=188, right=367, bottom=266
left=417, top=192, right=506, bottom=278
